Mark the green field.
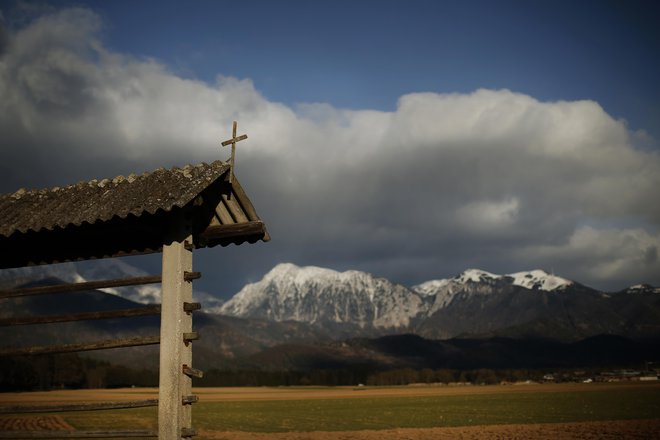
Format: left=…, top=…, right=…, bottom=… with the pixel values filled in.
left=56, top=383, right=660, bottom=433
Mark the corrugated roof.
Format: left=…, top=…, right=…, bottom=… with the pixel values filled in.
left=0, top=161, right=231, bottom=237
left=0, top=161, right=269, bottom=269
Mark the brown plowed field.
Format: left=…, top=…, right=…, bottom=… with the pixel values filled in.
left=0, top=417, right=657, bottom=439
left=199, top=419, right=660, bottom=440
left=0, top=415, right=73, bottom=431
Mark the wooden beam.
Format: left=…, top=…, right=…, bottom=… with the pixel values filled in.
left=222, top=193, right=249, bottom=223
left=0, top=336, right=160, bottom=356
left=198, top=221, right=267, bottom=243
left=0, top=399, right=158, bottom=414
left=0, top=306, right=161, bottom=327
left=229, top=177, right=259, bottom=221
left=214, top=201, right=235, bottom=224
left=0, top=430, right=158, bottom=438
left=183, top=271, right=202, bottom=282
left=0, top=275, right=162, bottom=299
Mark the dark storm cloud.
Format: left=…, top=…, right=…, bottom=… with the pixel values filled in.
left=1, top=8, right=659, bottom=293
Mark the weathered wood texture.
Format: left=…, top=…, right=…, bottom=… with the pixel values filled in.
left=199, top=221, right=266, bottom=243
left=0, top=336, right=160, bottom=356
left=0, top=306, right=161, bottom=327
left=0, top=430, right=158, bottom=438
left=0, top=400, right=158, bottom=414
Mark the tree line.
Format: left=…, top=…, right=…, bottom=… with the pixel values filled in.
left=0, top=354, right=157, bottom=391
left=2, top=353, right=610, bottom=391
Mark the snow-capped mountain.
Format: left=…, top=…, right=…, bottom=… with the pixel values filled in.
left=220, top=265, right=578, bottom=330
left=413, top=268, right=572, bottom=296
left=411, top=268, right=573, bottom=314
left=219, top=263, right=660, bottom=341
left=220, top=263, right=425, bottom=331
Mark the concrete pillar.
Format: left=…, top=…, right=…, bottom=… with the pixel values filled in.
left=158, top=215, right=193, bottom=439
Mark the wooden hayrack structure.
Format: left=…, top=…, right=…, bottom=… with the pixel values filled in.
left=0, top=160, right=269, bottom=439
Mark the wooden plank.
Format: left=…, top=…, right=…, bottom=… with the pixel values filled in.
left=220, top=134, right=247, bottom=146
left=208, top=212, right=221, bottom=226
left=199, top=221, right=267, bottom=243
left=215, top=201, right=235, bottom=224
left=0, top=430, right=157, bottom=438
left=0, top=336, right=160, bottom=356
left=183, top=271, right=201, bottom=282
left=0, top=276, right=161, bottom=299
left=230, top=177, right=259, bottom=221
left=221, top=193, right=249, bottom=223
left=0, top=306, right=161, bottom=327
left=0, top=400, right=158, bottom=414
left=183, top=302, right=201, bottom=313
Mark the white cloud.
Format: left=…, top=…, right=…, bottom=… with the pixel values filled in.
left=1, top=7, right=659, bottom=291
left=514, top=226, right=660, bottom=290
left=455, top=198, right=520, bottom=234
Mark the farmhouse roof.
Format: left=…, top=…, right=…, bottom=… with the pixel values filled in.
left=0, top=161, right=269, bottom=268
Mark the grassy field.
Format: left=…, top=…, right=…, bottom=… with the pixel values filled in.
left=2, top=382, right=660, bottom=435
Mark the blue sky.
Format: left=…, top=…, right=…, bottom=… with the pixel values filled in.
left=1, top=0, right=659, bottom=296
left=83, top=0, right=659, bottom=137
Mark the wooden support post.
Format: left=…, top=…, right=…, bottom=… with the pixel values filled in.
left=159, top=214, right=194, bottom=440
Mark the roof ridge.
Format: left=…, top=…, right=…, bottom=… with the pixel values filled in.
left=4, top=160, right=228, bottom=199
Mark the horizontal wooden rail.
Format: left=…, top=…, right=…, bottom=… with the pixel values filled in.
left=0, top=306, right=162, bottom=327
left=199, top=221, right=266, bottom=242
left=0, top=275, right=162, bottom=299
left=0, top=335, right=160, bottom=356
left=0, top=399, right=159, bottom=414
left=0, top=429, right=158, bottom=438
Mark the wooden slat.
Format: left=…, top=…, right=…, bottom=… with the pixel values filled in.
left=221, top=193, right=249, bottom=223
left=0, top=336, right=160, bottom=356
left=0, top=306, right=161, bottom=327
left=0, top=276, right=162, bottom=299
left=215, top=199, right=235, bottom=224
left=0, top=399, right=158, bottom=414
left=198, top=221, right=266, bottom=243
left=209, top=212, right=221, bottom=226
left=0, top=430, right=158, bottom=438
left=230, top=178, right=259, bottom=221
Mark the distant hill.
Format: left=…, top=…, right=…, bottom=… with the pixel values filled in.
left=236, top=333, right=660, bottom=372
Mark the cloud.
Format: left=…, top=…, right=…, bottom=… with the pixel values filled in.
left=1, top=7, right=659, bottom=292
left=514, top=226, right=660, bottom=288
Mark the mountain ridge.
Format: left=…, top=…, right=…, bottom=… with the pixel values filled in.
left=2, top=261, right=659, bottom=343
left=219, top=262, right=660, bottom=341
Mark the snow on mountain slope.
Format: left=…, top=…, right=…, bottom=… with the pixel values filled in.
left=221, top=264, right=584, bottom=330
left=455, top=269, right=501, bottom=284
left=220, top=263, right=424, bottom=329
left=414, top=268, right=573, bottom=296
left=411, top=268, right=575, bottom=314
left=508, top=270, right=572, bottom=291
left=412, top=269, right=504, bottom=313
left=624, top=284, right=660, bottom=294
left=0, top=262, right=85, bottom=288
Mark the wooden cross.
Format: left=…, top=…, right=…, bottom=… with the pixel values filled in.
left=221, top=121, right=248, bottom=183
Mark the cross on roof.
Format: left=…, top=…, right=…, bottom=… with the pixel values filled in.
left=221, top=121, right=248, bottom=183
